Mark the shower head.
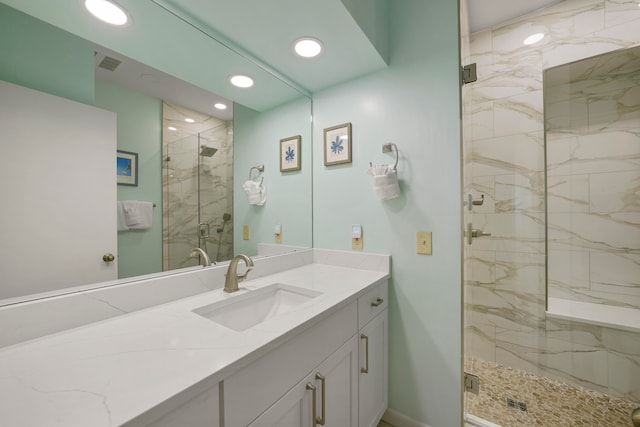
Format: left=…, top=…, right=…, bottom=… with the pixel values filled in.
left=216, top=213, right=232, bottom=233
left=199, top=145, right=218, bottom=157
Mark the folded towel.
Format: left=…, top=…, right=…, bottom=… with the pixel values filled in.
left=117, top=201, right=129, bottom=231
left=368, top=164, right=401, bottom=200
left=121, top=200, right=154, bottom=229
left=242, top=180, right=266, bottom=206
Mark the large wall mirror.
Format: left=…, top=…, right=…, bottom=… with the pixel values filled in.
left=0, top=0, right=312, bottom=305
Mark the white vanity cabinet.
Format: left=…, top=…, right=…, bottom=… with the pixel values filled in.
left=248, top=335, right=359, bottom=427
left=358, top=281, right=389, bottom=427
left=223, top=301, right=359, bottom=426
left=223, top=280, right=389, bottom=427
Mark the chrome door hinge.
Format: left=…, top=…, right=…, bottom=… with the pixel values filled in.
left=462, top=63, right=477, bottom=85
left=464, top=372, right=480, bottom=394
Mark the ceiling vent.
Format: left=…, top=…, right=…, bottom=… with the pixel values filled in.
left=98, top=56, right=122, bottom=72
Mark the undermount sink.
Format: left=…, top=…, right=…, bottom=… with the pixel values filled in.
left=193, top=283, right=322, bottom=331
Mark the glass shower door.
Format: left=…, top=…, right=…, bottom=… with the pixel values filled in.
left=461, top=1, right=640, bottom=426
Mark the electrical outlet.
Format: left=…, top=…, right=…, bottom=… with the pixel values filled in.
left=352, top=237, right=363, bottom=250
left=243, top=225, right=250, bottom=240
left=416, top=231, right=432, bottom=255
left=274, top=224, right=283, bottom=244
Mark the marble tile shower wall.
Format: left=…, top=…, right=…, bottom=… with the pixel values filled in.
left=464, top=0, right=640, bottom=404
left=162, top=112, right=233, bottom=270
left=546, top=45, right=640, bottom=309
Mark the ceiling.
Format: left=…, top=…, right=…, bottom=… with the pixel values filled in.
left=3, top=0, right=567, bottom=117
left=467, top=0, right=564, bottom=33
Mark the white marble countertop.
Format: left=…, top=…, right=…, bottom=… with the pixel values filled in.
left=0, top=261, right=389, bottom=427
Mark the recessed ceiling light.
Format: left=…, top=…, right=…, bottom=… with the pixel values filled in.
left=523, top=32, right=545, bottom=45
left=293, top=37, right=324, bottom=58
left=167, top=126, right=177, bottom=131
left=214, top=103, right=227, bottom=110
left=84, top=0, right=129, bottom=26
left=229, top=74, right=254, bottom=88
left=184, top=118, right=195, bottom=123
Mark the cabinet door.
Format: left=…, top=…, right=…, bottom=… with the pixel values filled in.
left=248, top=373, right=314, bottom=427
left=145, top=384, right=219, bottom=427
left=359, top=309, right=388, bottom=427
left=314, top=334, right=358, bottom=427
left=249, top=335, right=358, bottom=427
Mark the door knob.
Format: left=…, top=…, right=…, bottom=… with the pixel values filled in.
left=632, top=407, right=640, bottom=427
left=102, top=253, right=115, bottom=263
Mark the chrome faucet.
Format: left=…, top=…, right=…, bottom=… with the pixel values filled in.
left=189, top=247, right=213, bottom=266
left=224, top=254, right=254, bottom=293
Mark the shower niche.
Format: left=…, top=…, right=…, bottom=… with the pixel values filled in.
left=162, top=102, right=234, bottom=270
left=544, top=45, right=640, bottom=330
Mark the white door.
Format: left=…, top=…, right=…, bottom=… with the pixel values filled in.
left=0, top=81, right=118, bottom=300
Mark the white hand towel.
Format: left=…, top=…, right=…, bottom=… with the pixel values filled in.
left=242, top=180, right=266, bottom=206
left=368, top=164, right=401, bottom=200
left=117, top=201, right=129, bottom=231
left=122, top=200, right=154, bottom=229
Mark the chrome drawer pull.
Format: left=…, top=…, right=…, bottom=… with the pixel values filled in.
left=306, top=382, right=317, bottom=426
left=371, top=298, right=384, bottom=307
left=315, top=373, right=326, bottom=425
left=360, top=334, right=369, bottom=374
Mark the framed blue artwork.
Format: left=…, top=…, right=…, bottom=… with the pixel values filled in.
left=280, top=135, right=301, bottom=172
left=116, top=150, right=138, bottom=186
left=323, top=122, right=352, bottom=166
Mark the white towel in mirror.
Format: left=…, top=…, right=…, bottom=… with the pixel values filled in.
left=121, top=200, right=154, bottom=229
left=242, top=180, right=266, bottom=205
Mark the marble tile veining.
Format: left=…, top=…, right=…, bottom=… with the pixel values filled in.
left=464, top=0, right=640, bottom=416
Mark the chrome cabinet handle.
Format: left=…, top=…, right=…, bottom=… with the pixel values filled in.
left=315, top=373, right=326, bottom=425
left=370, top=297, right=384, bottom=307
left=306, top=382, right=317, bottom=426
left=360, top=334, right=369, bottom=374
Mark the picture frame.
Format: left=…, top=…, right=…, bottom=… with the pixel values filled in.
left=280, top=135, right=302, bottom=172
left=323, top=122, right=352, bottom=166
left=116, top=150, right=138, bottom=186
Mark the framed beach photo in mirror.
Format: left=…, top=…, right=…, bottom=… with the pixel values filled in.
left=280, top=135, right=301, bottom=172
left=324, top=122, right=351, bottom=166
left=116, top=150, right=138, bottom=186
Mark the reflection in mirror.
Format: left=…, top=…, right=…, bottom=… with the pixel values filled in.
left=544, top=45, right=640, bottom=313
left=0, top=1, right=312, bottom=306
left=162, top=103, right=234, bottom=270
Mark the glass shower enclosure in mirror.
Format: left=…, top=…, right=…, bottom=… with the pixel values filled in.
left=163, top=103, right=234, bottom=270
left=0, top=0, right=312, bottom=305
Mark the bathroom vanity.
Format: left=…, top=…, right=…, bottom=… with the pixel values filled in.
left=0, top=250, right=389, bottom=427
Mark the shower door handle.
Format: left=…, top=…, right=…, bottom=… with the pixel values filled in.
left=466, top=223, right=491, bottom=245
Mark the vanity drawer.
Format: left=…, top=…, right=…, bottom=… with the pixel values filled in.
left=223, top=300, right=358, bottom=426
left=358, top=281, right=388, bottom=328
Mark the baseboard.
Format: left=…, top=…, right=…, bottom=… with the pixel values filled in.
left=382, top=408, right=432, bottom=427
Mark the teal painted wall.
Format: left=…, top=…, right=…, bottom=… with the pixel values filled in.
left=0, top=2, right=94, bottom=104
left=234, top=98, right=313, bottom=255
left=312, top=1, right=462, bottom=426
left=95, top=79, right=163, bottom=279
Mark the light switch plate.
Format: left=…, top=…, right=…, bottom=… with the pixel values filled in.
left=275, top=224, right=283, bottom=244
left=417, top=231, right=432, bottom=255
left=243, top=225, right=250, bottom=240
